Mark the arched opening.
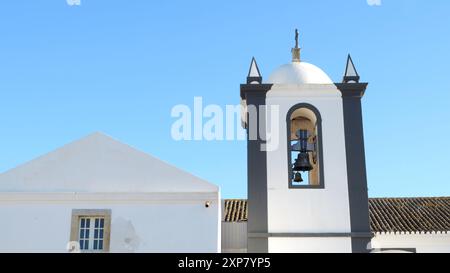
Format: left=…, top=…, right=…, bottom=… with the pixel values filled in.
left=287, top=103, right=324, bottom=188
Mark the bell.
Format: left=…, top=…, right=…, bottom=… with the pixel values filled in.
left=293, top=172, right=303, bottom=183
left=293, top=152, right=313, bottom=172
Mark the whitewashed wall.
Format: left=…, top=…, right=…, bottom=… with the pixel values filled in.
left=264, top=84, right=352, bottom=252
left=221, top=222, right=450, bottom=253
left=0, top=133, right=222, bottom=253
left=269, top=238, right=351, bottom=253
left=0, top=192, right=220, bottom=253
left=371, top=233, right=450, bottom=253
left=222, top=223, right=353, bottom=253
left=221, top=222, right=247, bottom=253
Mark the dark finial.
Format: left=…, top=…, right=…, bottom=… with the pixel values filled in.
left=247, top=57, right=262, bottom=84
left=343, top=54, right=360, bottom=83
left=292, top=29, right=301, bottom=62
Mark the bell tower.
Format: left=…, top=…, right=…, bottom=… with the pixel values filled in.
left=240, top=31, right=372, bottom=253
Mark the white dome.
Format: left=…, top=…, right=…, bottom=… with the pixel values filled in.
left=267, top=62, right=333, bottom=84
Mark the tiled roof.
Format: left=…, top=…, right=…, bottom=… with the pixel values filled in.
left=223, top=199, right=247, bottom=222
left=369, top=197, right=449, bottom=233
left=223, top=197, right=450, bottom=233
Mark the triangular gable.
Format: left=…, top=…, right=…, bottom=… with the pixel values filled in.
left=0, top=132, right=218, bottom=193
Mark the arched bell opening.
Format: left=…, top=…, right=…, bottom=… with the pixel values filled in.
left=286, top=103, right=325, bottom=189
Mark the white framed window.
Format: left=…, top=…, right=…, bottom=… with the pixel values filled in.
left=79, top=217, right=105, bottom=251
left=70, top=209, right=111, bottom=253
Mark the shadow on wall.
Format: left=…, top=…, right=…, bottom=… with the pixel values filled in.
left=110, top=217, right=141, bottom=252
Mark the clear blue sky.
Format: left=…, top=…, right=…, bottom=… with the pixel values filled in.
left=1, top=0, right=449, bottom=198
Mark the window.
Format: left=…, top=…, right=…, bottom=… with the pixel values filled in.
left=70, top=209, right=111, bottom=252
left=79, top=217, right=105, bottom=250
left=287, top=103, right=324, bottom=188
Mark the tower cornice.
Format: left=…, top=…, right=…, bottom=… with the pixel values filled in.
left=335, top=83, right=368, bottom=98
left=240, top=84, right=273, bottom=100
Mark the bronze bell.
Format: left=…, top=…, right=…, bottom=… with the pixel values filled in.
left=293, top=172, right=303, bottom=182
left=293, top=152, right=313, bottom=172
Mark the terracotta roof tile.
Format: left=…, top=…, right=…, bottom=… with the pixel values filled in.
left=223, top=199, right=247, bottom=222
left=368, top=197, right=449, bottom=233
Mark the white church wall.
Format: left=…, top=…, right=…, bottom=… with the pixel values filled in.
left=262, top=84, right=352, bottom=253
left=221, top=221, right=353, bottom=253
left=0, top=133, right=222, bottom=253
left=265, top=85, right=351, bottom=236
left=221, top=222, right=247, bottom=253
left=0, top=192, right=220, bottom=253
left=371, top=233, right=450, bottom=253
left=220, top=222, right=450, bottom=253
left=269, top=237, right=352, bottom=253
